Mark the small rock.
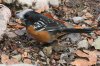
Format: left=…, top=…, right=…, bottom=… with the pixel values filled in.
left=60, top=53, right=68, bottom=60
left=59, top=60, right=66, bottom=64
left=69, top=48, right=76, bottom=53
left=24, top=48, right=31, bottom=53
left=12, top=54, right=22, bottom=61
left=53, top=45, right=66, bottom=52
left=23, top=58, right=32, bottom=64
left=49, top=0, right=60, bottom=6
left=97, top=15, right=100, bottom=22
left=77, top=39, right=89, bottom=49
left=39, top=51, right=45, bottom=57
left=18, top=0, right=35, bottom=7
left=72, top=17, right=84, bottom=24
left=42, top=62, right=47, bottom=65
left=92, top=36, right=100, bottom=49
left=0, top=4, right=11, bottom=40
left=15, top=28, right=26, bottom=35
left=68, top=33, right=81, bottom=43
left=5, top=32, right=17, bottom=38
left=47, top=58, right=50, bottom=65
left=51, top=59, right=56, bottom=64
left=43, top=46, right=52, bottom=57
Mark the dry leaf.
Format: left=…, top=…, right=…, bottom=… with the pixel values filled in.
left=83, top=50, right=97, bottom=65
left=6, top=58, right=19, bottom=65
left=16, top=19, right=23, bottom=24
left=12, top=54, right=22, bottom=61
left=82, top=12, right=93, bottom=19
left=73, top=50, right=97, bottom=66
left=92, top=36, right=100, bottom=49
left=84, top=19, right=93, bottom=25
left=74, top=50, right=88, bottom=57
left=1, top=54, right=9, bottom=64
left=77, top=40, right=88, bottom=49
left=11, top=24, right=24, bottom=29
left=17, top=48, right=24, bottom=54
left=95, top=30, right=100, bottom=35
left=71, top=59, right=89, bottom=66
left=87, top=37, right=94, bottom=45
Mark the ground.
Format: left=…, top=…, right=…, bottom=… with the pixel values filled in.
left=0, top=0, right=100, bottom=66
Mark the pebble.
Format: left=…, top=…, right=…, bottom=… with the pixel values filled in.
left=12, top=54, right=22, bottom=61
left=59, top=60, right=66, bottom=64
left=5, top=32, right=17, bottom=38
left=43, top=46, right=52, bottom=57
left=15, top=28, right=26, bottom=35
left=92, top=36, right=100, bottom=49
left=97, top=15, right=100, bottom=22
left=49, top=0, right=60, bottom=6
left=23, top=58, right=32, bottom=64
left=18, top=0, right=35, bottom=7
left=0, top=4, right=11, bottom=40
left=60, top=53, right=68, bottom=60
left=77, top=39, right=89, bottom=49
left=53, top=45, right=66, bottom=52
left=72, top=17, right=84, bottom=24
left=67, top=33, right=81, bottom=43
left=39, top=51, right=45, bottom=57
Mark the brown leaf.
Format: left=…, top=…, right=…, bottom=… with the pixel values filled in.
left=73, top=50, right=97, bottom=66
left=87, top=37, right=94, bottom=45
left=16, top=19, right=23, bottom=24
left=1, top=54, right=9, bottom=64
left=12, top=24, right=24, bottom=29
left=6, top=58, right=19, bottom=65
left=95, top=30, right=100, bottom=35
left=17, top=48, right=24, bottom=54
left=83, top=50, right=97, bottom=65
left=84, top=19, right=93, bottom=24
left=74, top=50, right=88, bottom=57
left=71, top=59, right=89, bottom=66
left=82, top=12, right=93, bottom=19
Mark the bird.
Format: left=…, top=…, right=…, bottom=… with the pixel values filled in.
left=16, top=9, right=95, bottom=44
left=21, top=10, right=67, bottom=43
